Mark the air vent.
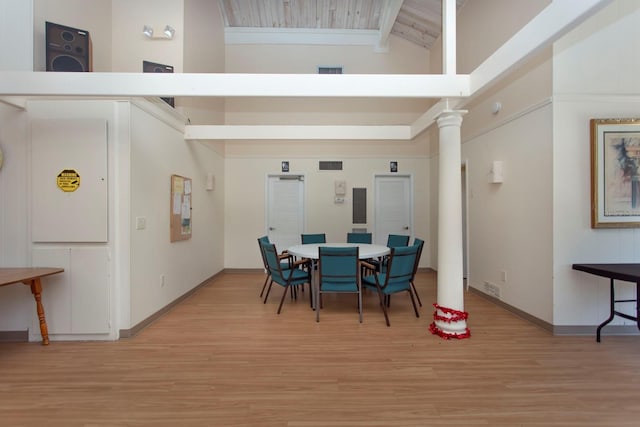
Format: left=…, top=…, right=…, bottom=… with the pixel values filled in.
left=319, top=161, right=343, bottom=171
left=318, top=66, right=343, bottom=74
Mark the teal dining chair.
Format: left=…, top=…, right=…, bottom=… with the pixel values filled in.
left=346, top=232, right=372, bottom=244
left=370, top=234, right=410, bottom=272
left=301, top=233, right=326, bottom=244
left=316, top=246, right=362, bottom=322
left=257, top=236, right=293, bottom=298
left=262, top=242, right=311, bottom=313
left=361, top=245, right=420, bottom=326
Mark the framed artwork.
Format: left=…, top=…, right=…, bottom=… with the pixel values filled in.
left=590, top=118, right=640, bottom=228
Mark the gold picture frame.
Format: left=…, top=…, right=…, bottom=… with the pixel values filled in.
left=591, top=118, right=640, bottom=228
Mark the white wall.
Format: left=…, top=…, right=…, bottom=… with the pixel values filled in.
left=130, top=104, right=224, bottom=325
left=224, top=156, right=429, bottom=269
left=0, top=104, right=32, bottom=331
left=463, top=105, right=554, bottom=322
left=111, top=0, right=183, bottom=72
left=553, top=1, right=640, bottom=329
left=0, top=0, right=33, bottom=70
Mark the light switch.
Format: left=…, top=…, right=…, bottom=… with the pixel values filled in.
left=135, top=217, right=146, bottom=230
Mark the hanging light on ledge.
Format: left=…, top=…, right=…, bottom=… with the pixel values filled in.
left=142, top=25, right=175, bottom=40
left=142, top=25, right=154, bottom=38
left=163, top=25, right=175, bottom=39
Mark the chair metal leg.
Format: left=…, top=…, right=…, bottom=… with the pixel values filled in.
left=260, top=273, right=270, bottom=298
left=411, top=281, right=423, bottom=307
left=408, top=289, right=420, bottom=318
left=277, top=285, right=290, bottom=314
left=375, top=288, right=391, bottom=326
left=263, top=280, right=274, bottom=304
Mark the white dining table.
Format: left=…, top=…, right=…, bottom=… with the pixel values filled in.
left=287, top=243, right=390, bottom=261
left=287, top=243, right=390, bottom=310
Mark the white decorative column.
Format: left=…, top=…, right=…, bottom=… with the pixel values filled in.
left=430, top=110, right=470, bottom=339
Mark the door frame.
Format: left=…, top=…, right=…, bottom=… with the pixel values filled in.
left=462, top=159, right=470, bottom=290
left=373, top=173, right=414, bottom=244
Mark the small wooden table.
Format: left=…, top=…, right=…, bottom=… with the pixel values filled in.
left=572, top=263, right=640, bottom=342
left=0, top=267, right=64, bottom=345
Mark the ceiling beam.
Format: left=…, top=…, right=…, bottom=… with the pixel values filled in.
left=377, top=0, right=405, bottom=50
left=0, top=72, right=470, bottom=98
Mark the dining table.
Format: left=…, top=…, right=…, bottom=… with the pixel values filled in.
left=287, top=243, right=390, bottom=309
left=0, top=267, right=64, bottom=345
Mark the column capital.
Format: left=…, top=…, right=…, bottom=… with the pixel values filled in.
left=436, top=110, right=466, bottom=128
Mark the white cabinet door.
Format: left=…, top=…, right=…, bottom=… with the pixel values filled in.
left=31, top=119, right=108, bottom=242
left=32, top=247, right=110, bottom=336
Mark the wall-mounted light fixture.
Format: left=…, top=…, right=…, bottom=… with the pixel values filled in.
left=143, top=24, right=175, bottom=40
left=489, top=160, right=504, bottom=184
left=163, top=25, right=175, bottom=39
left=142, top=25, right=153, bottom=38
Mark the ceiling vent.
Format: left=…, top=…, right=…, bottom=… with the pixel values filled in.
left=319, top=161, right=343, bottom=171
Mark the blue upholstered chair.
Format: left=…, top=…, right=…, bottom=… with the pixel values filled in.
left=370, top=234, right=410, bottom=272
left=346, top=232, right=372, bottom=244
left=387, top=234, right=410, bottom=248
left=257, top=236, right=292, bottom=298
left=301, top=233, right=326, bottom=244
left=361, top=245, right=420, bottom=326
left=262, top=242, right=311, bottom=313
left=316, top=246, right=362, bottom=322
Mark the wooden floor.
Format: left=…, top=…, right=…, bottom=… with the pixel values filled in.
left=1, top=271, right=640, bottom=426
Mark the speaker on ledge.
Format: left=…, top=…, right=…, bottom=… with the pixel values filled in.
left=46, top=21, right=92, bottom=72
left=143, top=60, right=175, bottom=108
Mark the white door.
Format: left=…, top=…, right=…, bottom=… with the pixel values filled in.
left=374, top=175, right=412, bottom=245
left=267, top=175, right=305, bottom=250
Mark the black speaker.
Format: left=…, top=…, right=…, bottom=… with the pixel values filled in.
left=46, top=21, right=92, bottom=72
left=143, top=60, right=175, bottom=108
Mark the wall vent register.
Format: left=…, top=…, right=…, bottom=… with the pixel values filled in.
left=319, top=161, right=343, bottom=171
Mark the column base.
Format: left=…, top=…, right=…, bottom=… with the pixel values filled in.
left=429, top=303, right=471, bottom=340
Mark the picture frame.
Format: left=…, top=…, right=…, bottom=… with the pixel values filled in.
left=590, top=118, right=640, bottom=228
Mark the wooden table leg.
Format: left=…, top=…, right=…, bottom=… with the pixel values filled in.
left=27, top=278, right=49, bottom=345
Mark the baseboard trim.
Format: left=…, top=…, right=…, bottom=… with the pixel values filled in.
left=468, top=286, right=554, bottom=333
left=553, top=324, right=640, bottom=337
left=119, top=271, right=223, bottom=339
left=0, top=330, right=28, bottom=343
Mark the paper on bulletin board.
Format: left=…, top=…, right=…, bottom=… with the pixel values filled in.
left=170, top=174, right=192, bottom=242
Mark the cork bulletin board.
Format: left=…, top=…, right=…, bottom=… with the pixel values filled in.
left=170, top=174, right=192, bottom=242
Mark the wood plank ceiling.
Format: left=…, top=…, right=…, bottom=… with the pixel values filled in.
left=219, top=0, right=466, bottom=50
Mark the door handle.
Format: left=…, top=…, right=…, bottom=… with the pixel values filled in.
left=269, top=227, right=275, bottom=231
left=403, top=226, right=409, bottom=230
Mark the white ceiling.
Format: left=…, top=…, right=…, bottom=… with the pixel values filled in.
left=218, top=0, right=466, bottom=50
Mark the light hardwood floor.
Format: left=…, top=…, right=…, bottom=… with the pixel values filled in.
left=1, top=270, right=640, bottom=426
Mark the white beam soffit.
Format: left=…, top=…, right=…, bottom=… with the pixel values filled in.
left=0, top=72, right=469, bottom=98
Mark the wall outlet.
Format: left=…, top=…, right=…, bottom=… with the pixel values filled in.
left=135, top=216, right=146, bottom=230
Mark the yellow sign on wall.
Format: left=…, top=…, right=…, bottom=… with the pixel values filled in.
left=56, top=169, right=80, bottom=192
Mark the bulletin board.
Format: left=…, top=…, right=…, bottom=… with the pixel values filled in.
left=170, top=174, right=192, bottom=242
